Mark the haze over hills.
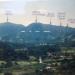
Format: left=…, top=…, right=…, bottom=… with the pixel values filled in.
left=0, top=22, right=75, bottom=45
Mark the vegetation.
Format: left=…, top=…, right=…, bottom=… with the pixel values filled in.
left=0, top=22, right=75, bottom=75
left=0, top=41, right=75, bottom=75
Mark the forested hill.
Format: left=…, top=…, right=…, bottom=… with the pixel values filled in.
left=0, top=22, right=75, bottom=46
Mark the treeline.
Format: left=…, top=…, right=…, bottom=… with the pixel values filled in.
left=0, top=41, right=60, bottom=61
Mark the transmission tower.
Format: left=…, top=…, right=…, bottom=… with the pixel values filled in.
left=5, top=10, right=12, bottom=22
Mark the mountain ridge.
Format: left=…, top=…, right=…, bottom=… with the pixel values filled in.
left=0, top=22, right=75, bottom=45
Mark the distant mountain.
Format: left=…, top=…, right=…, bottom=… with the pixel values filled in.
left=0, top=22, right=75, bottom=45
left=0, top=22, right=25, bottom=41
left=26, top=23, right=44, bottom=31
left=26, top=23, right=75, bottom=44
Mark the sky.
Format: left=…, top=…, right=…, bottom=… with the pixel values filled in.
left=0, top=0, right=75, bottom=27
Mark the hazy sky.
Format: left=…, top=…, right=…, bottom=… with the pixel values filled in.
left=0, top=0, right=75, bottom=27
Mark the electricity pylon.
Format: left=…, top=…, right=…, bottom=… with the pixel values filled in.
left=5, top=10, right=12, bottom=22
